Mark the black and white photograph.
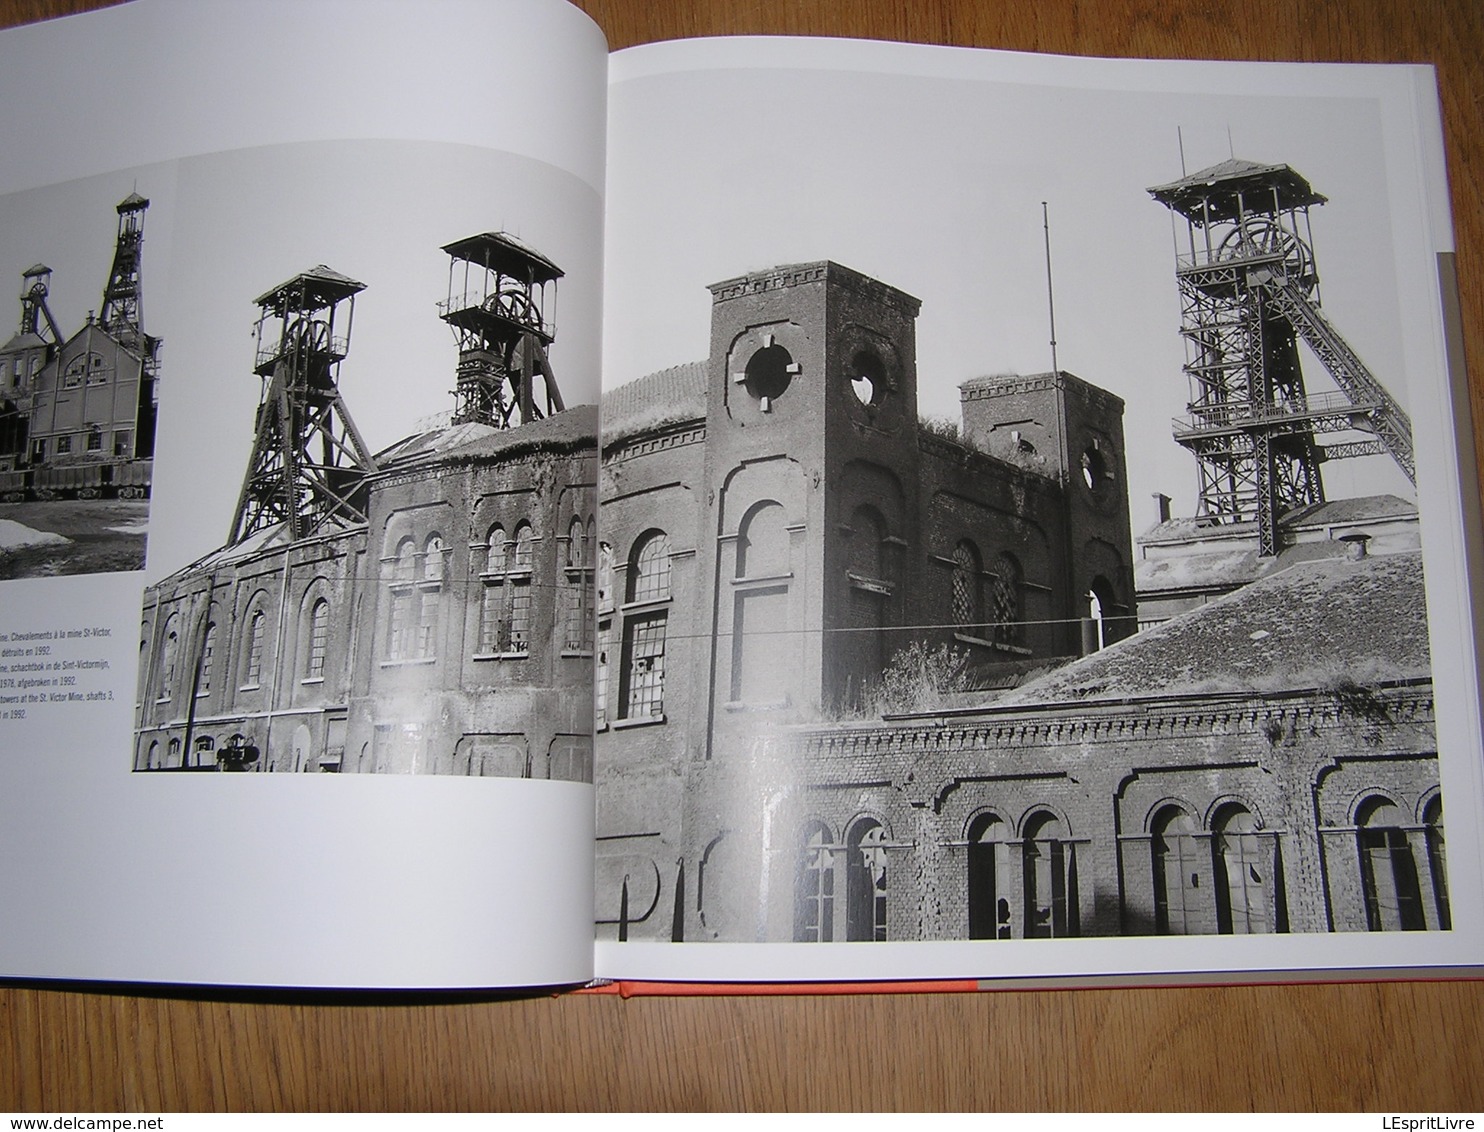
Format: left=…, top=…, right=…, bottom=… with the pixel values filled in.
left=592, top=50, right=1450, bottom=948
left=0, top=180, right=166, bottom=579
left=129, top=139, right=602, bottom=779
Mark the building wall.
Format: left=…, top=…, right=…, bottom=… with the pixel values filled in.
left=29, top=320, right=150, bottom=464
left=756, top=684, right=1442, bottom=942
left=135, top=415, right=596, bottom=779
left=594, top=261, right=1138, bottom=942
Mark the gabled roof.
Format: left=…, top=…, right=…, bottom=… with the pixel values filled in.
left=1007, top=550, right=1428, bottom=704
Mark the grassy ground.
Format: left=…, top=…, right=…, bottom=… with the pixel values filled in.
left=0, top=498, right=149, bottom=578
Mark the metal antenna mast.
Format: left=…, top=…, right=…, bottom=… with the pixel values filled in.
left=1042, top=201, right=1059, bottom=377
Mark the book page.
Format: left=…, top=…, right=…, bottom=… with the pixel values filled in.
left=0, top=0, right=606, bottom=989
left=595, top=37, right=1484, bottom=984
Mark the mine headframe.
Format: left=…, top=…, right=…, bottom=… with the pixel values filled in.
left=228, top=265, right=379, bottom=544
left=1149, top=159, right=1415, bottom=556
left=99, top=192, right=161, bottom=372
left=18, top=264, right=61, bottom=344
left=438, top=232, right=564, bottom=428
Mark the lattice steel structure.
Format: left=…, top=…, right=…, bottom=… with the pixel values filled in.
left=1149, top=159, right=1414, bottom=555
left=229, top=265, right=378, bottom=543
left=100, top=193, right=158, bottom=367
left=18, top=264, right=61, bottom=345
left=438, top=232, right=564, bottom=427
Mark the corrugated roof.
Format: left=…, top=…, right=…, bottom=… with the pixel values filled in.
left=601, top=362, right=707, bottom=442
left=1010, top=550, right=1429, bottom=704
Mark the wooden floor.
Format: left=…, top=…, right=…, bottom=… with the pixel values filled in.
left=2, top=0, right=1483, bottom=1112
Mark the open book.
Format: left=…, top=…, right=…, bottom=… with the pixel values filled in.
left=0, top=0, right=1479, bottom=991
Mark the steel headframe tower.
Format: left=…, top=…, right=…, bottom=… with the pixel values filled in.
left=229, top=265, right=378, bottom=544
left=100, top=193, right=159, bottom=367
left=438, top=232, right=564, bottom=427
left=1149, top=159, right=1415, bottom=556
left=18, top=264, right=61, bottom=345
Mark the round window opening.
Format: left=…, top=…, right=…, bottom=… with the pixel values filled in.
left=744, top=344, right=795, bottom=402
left=849, top=349, right=888, bottom=408
left=1081, top=445, right=1110, bottom=492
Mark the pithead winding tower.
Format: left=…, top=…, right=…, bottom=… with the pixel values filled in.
left=438, top=232, right=564, bottom=428
left=229, top=266, right=378, bottom=544
left=1149, top=159, right=1415, bottom=555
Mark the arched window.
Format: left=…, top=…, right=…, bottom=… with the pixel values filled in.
left=990, top=552, right=1023, bottom=648
left=630, top=531, right=671, bottom=602
left=305, top=600, right=329, bottom=679
left=794, top=822, right=836, bottom=943
left=1087, top=575, right=1117, bottom=652
left=1152, top=805, right=1211, bottom=935
left=732, top=502, right=791, bottom=704
left=1423, top=796, right=1451, bottom=930
left=480, top=525, right=508, bottom=654
left=1357, top=796, right=1426, bottom=931
left=845, top=817, right=889, bottom=941
left=596, top=541, right=614, bottom=729
left=244, top=609, right=266, bottom=687
left=1022, top=810, right=1077, bottom=939
left=478, top=521, right=533, bottom=657
left=198, top=621, right=217, bottom=697
left=509, top=523, right=534, bottom=653
left=967, top=812, right=1013, bottom=940
left=158, top=618, right=179, bottom=701
left=487, top=524, right=508, bottom=573
left=385, top=537, right=418, bottom=660
left=1211, top=804, right=1270, bottom=934
left=621, top=531, right=671, bottom=719
left=950, top=539, right=982, bottom=631
left=564, top=516, right=594, bottom=653
left=737, top=500, right=789, bottom=578
left=416, top=535, right=444, bottom=658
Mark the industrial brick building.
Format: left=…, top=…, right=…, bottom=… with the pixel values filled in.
left=594, top=259, right=1141, bottom=940
left=594, top=245, right=1444, bottom=944
left=0, top=192, right=158, bottom=497
left=134, top=234, right=597, bottom=778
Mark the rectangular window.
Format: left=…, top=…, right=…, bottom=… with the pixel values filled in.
left=479, top=583, right=505, bottom=653
left=306, top=608, right=328, bottom=679
left=415, top=588, right=438, bottom=658
left=622, top=611, right=667, bottom=719
left=387, top=589, right=412, bottom=659
left=595, top=618, right=613, bottom=728
left=565, top=568, right=594, bottom=652
left=86, top=431, right=102, bottom=452
left=509, top=580, right=531, bottom=654
left=56, top=435, right=72, bottom=454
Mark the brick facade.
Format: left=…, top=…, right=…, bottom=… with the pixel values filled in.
left=596, top=261, right=1147, bottom=940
